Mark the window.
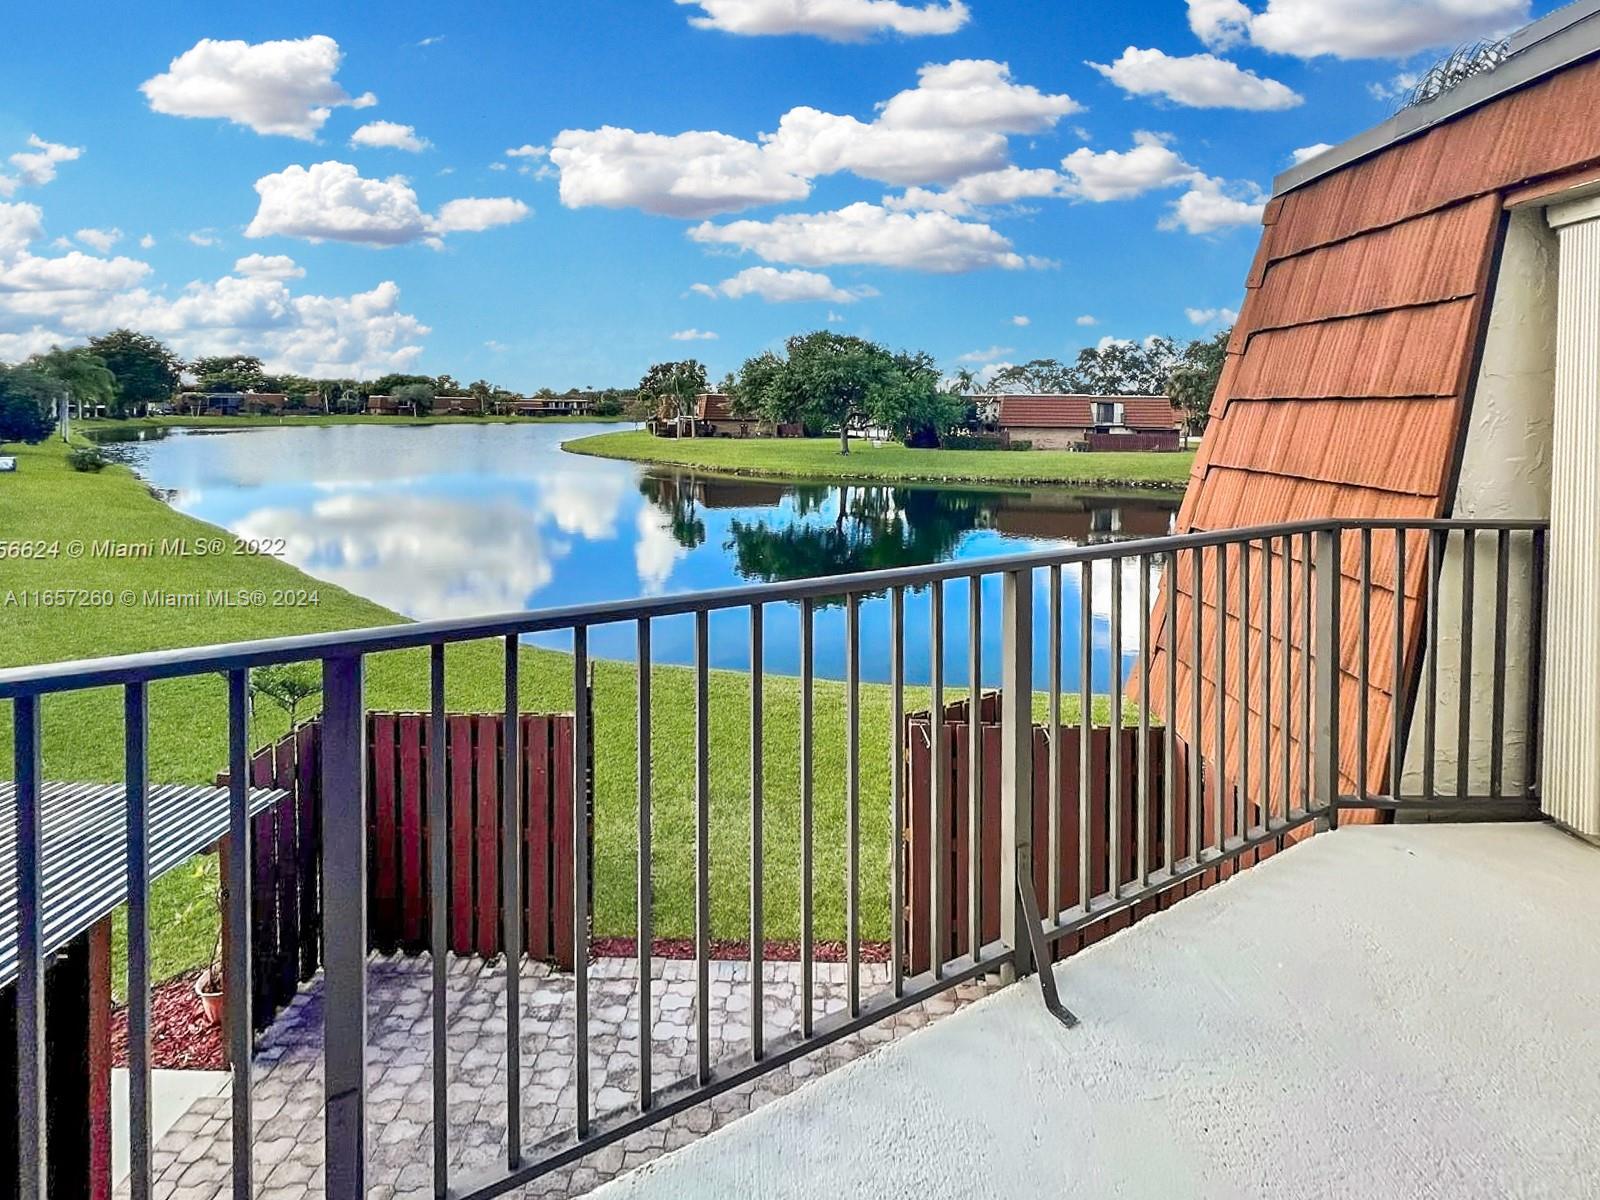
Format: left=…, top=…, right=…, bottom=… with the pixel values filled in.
left=1094, top=401, right=1124, bottom=427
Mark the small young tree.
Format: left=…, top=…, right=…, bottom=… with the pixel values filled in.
left=637, top=360, right=708, bottom=420
left=0, top=366, right=58, bottom=448
left=251, top=662, right=321, bottom=732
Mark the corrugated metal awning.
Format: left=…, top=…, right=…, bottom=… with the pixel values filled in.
left=0, top=780, right=288, bottom=989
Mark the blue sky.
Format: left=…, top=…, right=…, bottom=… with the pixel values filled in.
left=0, top=0, right=1555, bottom=389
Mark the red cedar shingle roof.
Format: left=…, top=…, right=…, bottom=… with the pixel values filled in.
left=1150, top=47, right=1600, bottom=818
left=994, top=394, right=1179, bottom=430
left=697, top=393, right=735, bottom=421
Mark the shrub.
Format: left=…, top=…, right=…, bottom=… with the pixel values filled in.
left=938, top=433, right=1030, bottom=452
left=68, top=446, right=109, bottom=472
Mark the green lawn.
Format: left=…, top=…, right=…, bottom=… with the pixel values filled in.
left=0, top=437, right=1119, bottom=990
left=566, top=429, right=1194, bottom=489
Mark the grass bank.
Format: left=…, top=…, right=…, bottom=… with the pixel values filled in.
left=0, top=437, right=1111, bottom=989
left=565, top=429, right=1194, bottom=490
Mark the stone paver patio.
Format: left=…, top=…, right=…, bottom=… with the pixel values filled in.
left=139, top=954, right=996, bottom=1199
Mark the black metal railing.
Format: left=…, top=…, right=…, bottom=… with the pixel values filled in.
left=0, top=516, right=1546, bottom=1200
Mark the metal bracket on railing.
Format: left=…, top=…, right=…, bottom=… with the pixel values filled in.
left=1015, top=846, right=1077, bottom=1028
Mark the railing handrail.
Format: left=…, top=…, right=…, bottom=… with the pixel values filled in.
left=0, top=516, right=1548, bottom=698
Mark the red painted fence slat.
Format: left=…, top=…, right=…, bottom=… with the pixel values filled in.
left=474, top=715, right=500, bottom=957
left=553, top=715, right=576, bottom=969
left=448, top=715, right=475, bottom=955
left=370, top=714, right=398, bottom=954
left=525, top=716, right=551, bottom=960
left=398, top=716, right=424, bottom=948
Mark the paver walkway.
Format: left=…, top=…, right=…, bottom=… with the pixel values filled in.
left=140, top=954, right=995, bottom=1199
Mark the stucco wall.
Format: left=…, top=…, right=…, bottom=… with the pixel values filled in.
left=1401, top=207, right=1555, bottom=800
left=1011, top=427, right=1084, bottom=450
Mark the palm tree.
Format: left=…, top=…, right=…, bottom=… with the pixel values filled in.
left=26, top=346, right=115, bottom=419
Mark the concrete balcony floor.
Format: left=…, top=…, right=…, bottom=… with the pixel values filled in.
left=593, top=823, right=1600, bottom=1200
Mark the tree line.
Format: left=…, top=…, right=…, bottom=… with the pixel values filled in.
left=0, top=327, right=641, bottom=447
left=635, top=326, right=1230, bottom=453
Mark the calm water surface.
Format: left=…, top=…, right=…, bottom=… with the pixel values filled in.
left=109, top=423, right=1177, bottom=689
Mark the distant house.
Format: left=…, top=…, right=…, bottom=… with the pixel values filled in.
left=365, top=394, right=400, bottom=416
left=496, top=395, right=595, bottom=417
left=649, top=394, right=803, bottom=438
left=433, top=395, right=483, bottom=416
left=990, top=394, right=1183, bottom=451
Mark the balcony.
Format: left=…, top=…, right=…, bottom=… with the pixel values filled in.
left=2, top=516, right=1577, bottom=1200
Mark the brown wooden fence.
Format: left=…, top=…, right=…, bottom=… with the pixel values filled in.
left=1083, top=430, right=1182, bottom=452
left=903, top=695, right=1280, bottom=974
left=221, top=707, right=588, bottom=1032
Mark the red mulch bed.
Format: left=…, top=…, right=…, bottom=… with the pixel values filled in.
left=110, top=970, right=225, bottom=1071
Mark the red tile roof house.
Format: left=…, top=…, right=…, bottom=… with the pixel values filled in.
left=990, top=393, right=1185, bottom=450
left=653, top=393, right=804, bottom=438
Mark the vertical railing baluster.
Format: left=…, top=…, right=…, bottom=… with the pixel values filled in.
left=1079, top=561, right=1093, bottom=905
left=322, top=656, right=365, bottom=1200
left=227, top=669, right=255, bottom=1200
left=750, top=604, right=766, bottom=1056
left=636, top=619, right=653, bottom=1109
left=1281, top=538, right=1293, bottom=815
left=694, top=612, right=711, bottom=1083
left=1137, top=555, right=1150, bottom=887
left=14, top=693, right=45, bottom=1200
left=1190, top=549, right=1204, bottom=861
left=1490, top=530, right=1510, bottom=799
left=845, top=592, right=861, bottom=1016
left=1358, top=531, right=1371, bottom=806
left=1314, top=529, right=1343, bottom=827
left=1261, top=540, right=1274, bottom=828
left=502, top=636, right=522, bottom=1163
left=1163, top=552, right=1177, bottom=869
left=930, top=580, right=946, bottom=976
left=1300, top=532, right=1314, bottom=812
left=1213, top=545, right=1227, bottom=854
left=1049, top=565, right=1062, bottom=918
left=1423, top=530, right=1440, bottom=801
left=1109, top=557, right=1123, bottom=899
left=1237, top=541, right=1250, bottom=840
left=889, top=587, right=905, bottom=998
left=573, top=628, right=592, bottom=1132
left=428, top=646, right=448, bottom=1198
left=126, top=683, right=153, bottom=1200
left=1527, top=529, right=1547, bottom=799
left=1458, top=531, right=1476, bottom=802
left=967, top=577, right=982, bottom=959
left=1391, top=530, right=1408, bottom=798
left=999, top=568, right=1034, bottom=980
left=799, top=599, right=814, bottom=1036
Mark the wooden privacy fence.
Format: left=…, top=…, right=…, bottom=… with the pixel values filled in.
left=220, top=707, right=589, bottom=1032
left=903, top=695, right=1277, bottom=974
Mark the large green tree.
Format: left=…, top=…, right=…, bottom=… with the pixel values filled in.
left=0, top=365, right=58, bottom=447
left=191, top=353, right=268, bottom=393
left=25, top=346, right=115, bottom=418
left=735, top=332, right=964, bottom=454
left=1165, top=328, right=1230, bottom=436
left=637, top=360, right=708, bottom=420
left=87, top=329, right=182, bottom=417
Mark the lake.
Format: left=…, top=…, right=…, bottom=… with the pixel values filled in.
left=106, top=423, right=1178, bottom=690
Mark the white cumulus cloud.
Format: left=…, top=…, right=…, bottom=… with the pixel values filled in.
left=1061, top=132, right=1197, bottom=201
left=140, top=35, right=376, bottom=139
left=1088, top=47, right=1301, bottom=110
left=0, top=135, right=84, bottom=195
left=885, top=166, right=1068, bottom=214
left=1290, top=142, right=1334, bottom=165
left=350, top=121, right=431, bottom=152
left=1011, top=314, right=1030, bottom=326
left=1161, top=175, right=1266, bottom=234
left=1186, top=0, right=1528, bottom=60
left=676, top=0, right=970, bottom=40
left=696, top=265, right=877, bottom=303
left=1075, top=314, right=1099, bottom=326
left=75, top=227, right=122, bottom=253
left=670, top=328, right=718, bottom=340
left=233, top=252, right=305, bottom=279
left=1185, top=305, right=1240, bottom=325
left=244, top=161, right=529, bottom=246
left=550, top=59, right=1078, bottom=217
left=688, top=201, right=1032, bottom=273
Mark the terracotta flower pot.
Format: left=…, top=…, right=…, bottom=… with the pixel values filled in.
left=195, top=975, right=224, bottom=1026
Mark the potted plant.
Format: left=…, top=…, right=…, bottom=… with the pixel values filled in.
left=195, top=924, right=225, bottom=1025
